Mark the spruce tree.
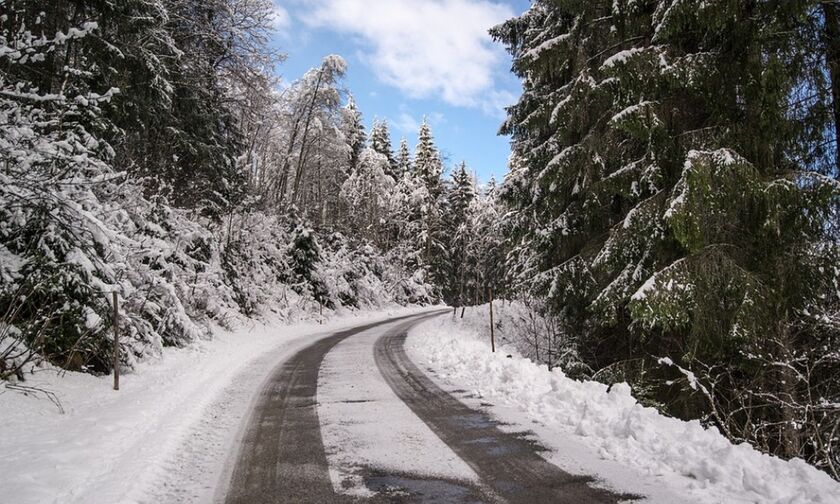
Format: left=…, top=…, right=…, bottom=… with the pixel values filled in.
left=410, top=118, right=446, bottom=278
left=414, top=118, right=444, bottom=199
left=342, top=96, right=367, bottom=174
left=370, top=120, right=397, bottom=179
left=494, top=0, right=840, bottom=463
left=0, top=8, right=122, bottom=371
left=441, top=162, right=477, bottom=305
left=396, top=137, right=413, bottom=179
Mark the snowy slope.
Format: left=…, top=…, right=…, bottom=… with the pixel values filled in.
left=0, top=306, right=436, bottom=504
left=406, top=304, right=840, bottom=504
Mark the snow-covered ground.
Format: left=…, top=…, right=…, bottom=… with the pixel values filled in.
left=406, top=304, right=840, bottom=504
left=0, top=306, right=437, bottom=504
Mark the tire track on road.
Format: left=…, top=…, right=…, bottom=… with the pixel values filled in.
left=224, top=310, right=448, bottom=504
left=374, top=327, right=639, bottom=504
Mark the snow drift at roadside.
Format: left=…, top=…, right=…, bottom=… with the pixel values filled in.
left=408, top=304, right=840, bottom=504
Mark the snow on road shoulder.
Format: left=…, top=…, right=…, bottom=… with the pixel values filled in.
left=0, top=305, right=437, bottom=504
left=406, top=306, right=840, bottom=504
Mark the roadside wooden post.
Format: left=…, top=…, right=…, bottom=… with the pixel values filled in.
left=489, top=287, right=496, bottom=353
left=319, top=300, right=323, bottom=325
left=112, top=291, right=120, bottom=391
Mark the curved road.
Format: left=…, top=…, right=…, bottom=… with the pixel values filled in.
left=223, top=311, right=637, bottom=503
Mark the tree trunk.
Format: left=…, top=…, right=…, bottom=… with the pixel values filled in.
left=824, top=1, right=840, bottom=175
left=777, top=313, right=801, bottom=458
left=291, top=68, right=325, bottom=205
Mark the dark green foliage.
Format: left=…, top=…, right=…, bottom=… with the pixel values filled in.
left=370, top=120, right=398, bottom=179
left=440, top=162, right=476, bottom=305
left=494, top=0, right=840, bottom=472
left=288, top=223, right=331, bottom=308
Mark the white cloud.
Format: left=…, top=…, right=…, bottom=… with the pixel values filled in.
left=481, top=89, right=517, bottom=119
left=270, top=3, right=291, bottom=30
left=392, top=112, right=421, bottom=134
left=299, top=0, right=514, bottom=112
left=389, top=108, right=447, bottom=136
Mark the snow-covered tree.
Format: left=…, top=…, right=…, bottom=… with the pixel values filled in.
left=396, top=137, right=413, bottom=179
left=341, top=148, right=396, bottom=246
left=440, top=163, right=476, bottom=305
left=342, top=96, right=367, bottom=174
left=414, top=118, right=444, bottom=199
left=254, top=55, right=348, bottom=212
left=370, top=119, right=397, bottom=179
left=493, top=0, right=840, bottom=468
left=0, top=13, right=124, bottom=372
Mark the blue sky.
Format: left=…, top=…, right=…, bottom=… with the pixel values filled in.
left=270, top=0, right=531, bottom=182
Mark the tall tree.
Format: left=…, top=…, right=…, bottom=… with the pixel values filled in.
left=441, top=162, right=476, bottom=305
left=494, top=0, right=840, bottom=465
left=396, top=137, right=413, bottom=178
left=824, top=1, right=840, bottom=174
left=411, top=118, right=445, bottom=275
left=342, top=96, right=367, bottom=173
left=341, top=148, right=396, bottom=246
left=370, top=120, right=398, bottom=179
left=414, top=118, right=444, bottom=199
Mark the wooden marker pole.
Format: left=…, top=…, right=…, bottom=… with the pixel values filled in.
left=112, top=291, right=120, bottom=391
left=489, top=287, right=496, bottom=353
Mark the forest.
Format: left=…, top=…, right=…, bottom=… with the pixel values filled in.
left=0, top=0, right=839, bottom=483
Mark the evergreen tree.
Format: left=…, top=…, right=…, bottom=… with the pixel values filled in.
left=468, top=176, right=506, bottom=300
left=0, top=11, right=121, bottom=371
left=340, top=148, right=396, bottom=246
left=396, top=137, right=413, bottom=178
left=391, top=171, right=428, bottom=271
left=410, top=118, right=446, bottom=278
left=370, top=119, right=397, bottom=179
left=342, top=96, right=367, bottom=173
left=414, top=118, right=444, bottom=198
left=494, top=0, right=840, bottom=465
left=288, top=221, right=331, bottom=307
left=441, top=162, right=476, bottom=305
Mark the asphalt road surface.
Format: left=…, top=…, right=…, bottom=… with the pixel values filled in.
left=223, top=311, right=638, bottom=503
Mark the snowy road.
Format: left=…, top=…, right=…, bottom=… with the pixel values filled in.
left=222, top=311, right=634, bottom=503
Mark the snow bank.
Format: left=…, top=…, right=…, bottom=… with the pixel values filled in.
left=0, top=306, right=436, bottom=504
left=407, top=305, right=840, bottom=504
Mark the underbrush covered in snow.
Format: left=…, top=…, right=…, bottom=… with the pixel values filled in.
left=0, top=184, right=435, bottom=377
left=0, top=2, right=449, bottom=381
left=410, top=305, right=840, bottom=504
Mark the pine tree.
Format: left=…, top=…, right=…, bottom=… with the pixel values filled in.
left=396, top=137, right=413, bottom=178
left=409, top=118, right=446, bottom=278
left=288, top=221, right=331, bottom=307
left=343, top=96, right=367, bottom=173
left=414, top=118, right=444, bottom=199
left=391, top=171, right=428, bottom=271
left=494, top=0, right=840, bottom=465
left=469, top=176, right=506, bottom=299
left=441, top=162, right=476, bottom=305
left=370, top=119, right=397, bottom=179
